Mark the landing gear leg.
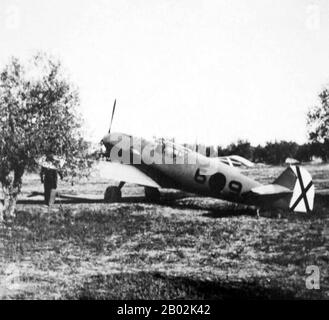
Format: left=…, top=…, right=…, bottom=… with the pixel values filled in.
left=145, top=187, right=160, bottom=202
left=104, top=182, right=125, bottom=203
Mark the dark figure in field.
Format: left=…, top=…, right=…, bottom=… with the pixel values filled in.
left=40, top=167, right=63, bottom=206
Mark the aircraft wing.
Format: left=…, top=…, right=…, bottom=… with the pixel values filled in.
left=97, top=161, right=161, bottom=188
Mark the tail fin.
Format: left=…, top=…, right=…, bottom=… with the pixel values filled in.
left=274, top=166, right=315, bottom=213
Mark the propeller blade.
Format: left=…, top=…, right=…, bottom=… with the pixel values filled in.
left=108, top=99, right=116, bottom=133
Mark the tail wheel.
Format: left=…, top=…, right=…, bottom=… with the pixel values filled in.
left=104, top=186, right=122, bottom=203
left=145, top=187, right=160, bottom=201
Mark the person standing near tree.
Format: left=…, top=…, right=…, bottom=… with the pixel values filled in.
left=0, top=54, right=89, bottom=220
left=40, top=157, right=63, bottom=206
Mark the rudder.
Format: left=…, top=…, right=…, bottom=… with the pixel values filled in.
left=274, top=166, right=314, bottom=213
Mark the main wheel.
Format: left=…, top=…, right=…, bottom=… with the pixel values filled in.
left=145, top=187, right=160, bottom=201
left=104, top=186, right=122, bottom=203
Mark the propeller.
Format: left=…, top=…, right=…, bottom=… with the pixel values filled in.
left=108, top=99, right=116, bottom=134
left=99, top=99, right=117, bottom=159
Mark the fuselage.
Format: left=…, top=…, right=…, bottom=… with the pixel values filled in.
left=102, top=132, right=261, bottom=205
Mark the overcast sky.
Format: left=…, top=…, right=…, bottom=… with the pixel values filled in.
left=1, top=0, right=329, bottom=146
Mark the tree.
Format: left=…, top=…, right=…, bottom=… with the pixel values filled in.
left=226, top=139, right=253, bottom=160
left=307, top=88, right=329, bottom=161
left=262, top=141, right=298, bottom=165
left=295, top=143, right=313, bottom=162
left=253, top=144, right=267, bottom=163
left=0, top=54, right=90, bottom=221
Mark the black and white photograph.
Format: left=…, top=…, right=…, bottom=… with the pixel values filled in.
left=0, top=0, right=328, bottom=303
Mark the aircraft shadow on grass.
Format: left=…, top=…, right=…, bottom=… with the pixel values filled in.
left=18, top=191, right=257, bottom=218
left=20, top=190, right=329, bottom=218
left=314, top=192, right=329, bottom=207
left=70, top=271, right=299, bottom=300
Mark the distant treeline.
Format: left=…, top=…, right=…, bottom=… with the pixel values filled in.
left=179, top=139, right=329, bottom=165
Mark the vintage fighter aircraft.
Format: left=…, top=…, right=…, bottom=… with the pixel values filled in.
left=99, top=101, right=315, bottom=213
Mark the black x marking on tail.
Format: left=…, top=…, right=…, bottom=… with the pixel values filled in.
left=290, top=166, right=313, bottom=213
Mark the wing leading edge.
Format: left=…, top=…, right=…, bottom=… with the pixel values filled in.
left=97, top=161, right=161, bottom=188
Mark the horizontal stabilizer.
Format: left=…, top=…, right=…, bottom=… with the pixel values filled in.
left=251, top=184, right=292, bottom=196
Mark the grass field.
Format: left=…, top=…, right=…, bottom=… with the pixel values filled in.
left=0, top=163, right=329, bottom=299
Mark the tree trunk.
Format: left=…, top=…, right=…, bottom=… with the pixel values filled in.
left=0, top=169, right=23, bottom=221
left=0, top=200, right=3, bottom=223
left=2, top=187, right=18, bottom=220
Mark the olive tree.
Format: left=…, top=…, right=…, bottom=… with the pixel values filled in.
left=0, top=54, right=90, bottom=221
left=307, top=88, right=329, bottom=161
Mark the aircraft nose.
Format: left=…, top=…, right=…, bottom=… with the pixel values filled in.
left=102, top=133, right=112, bottom=145
left=102, top=132, right=125, bottom=147
left=101, top=133, right=114, bottom=157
